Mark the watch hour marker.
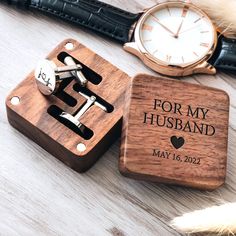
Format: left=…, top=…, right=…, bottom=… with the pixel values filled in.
left=153, top=49, right=158, bottom=55
left=200, top=42, right=209, bottom=47
left=143, top=39, right=152, bottom=42
left=181, top=56, right=184, bottom=63
left=182, top=6, right=189, bottom=17
left=193, top=51, right=199, bottom=57
left=166, top=55, right=171, bottom=63
left=142, top=24, right=153, bottom=32
left=166, top=6, right=171, bottom=16
left=194, top=16, right=204, bottom=23
left=200, top=30, right=209, bottom=33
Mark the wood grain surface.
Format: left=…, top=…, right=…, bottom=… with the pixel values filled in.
left=0, top=1, right=236, bottom=235
left=120, top=75, right=229, bottom=190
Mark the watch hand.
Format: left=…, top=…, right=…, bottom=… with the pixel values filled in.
left=174, top=19, right=184, bottom=38
left=150, top=14, right=176, bottom=36
left=179, top=24, right=200, bottom=35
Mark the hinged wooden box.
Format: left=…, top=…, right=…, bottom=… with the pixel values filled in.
left=119, top=74, right=229, bottom=190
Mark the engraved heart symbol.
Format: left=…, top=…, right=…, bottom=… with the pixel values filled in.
left=170, top=136, right=185, bottom=149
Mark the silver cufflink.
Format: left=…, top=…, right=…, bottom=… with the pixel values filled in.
left=64, top=56, right=87, bottom=87
left=35, top=56, right=88, bottom=95
left=60, top=91, right=107, bottom=129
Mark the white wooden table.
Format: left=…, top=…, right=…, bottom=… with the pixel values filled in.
left=0, top=1, right=236, bottom=235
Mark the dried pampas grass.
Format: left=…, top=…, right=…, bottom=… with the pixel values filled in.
left=171, top=203, right=236, bottom=235
left=192, top=0, right=236, bottom=37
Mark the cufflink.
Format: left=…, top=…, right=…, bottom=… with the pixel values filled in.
left=60, top=91, right=107, bottom=130
left=35, top=56, right=87, bottom=96
left=64, top=56, right=87, bottom=87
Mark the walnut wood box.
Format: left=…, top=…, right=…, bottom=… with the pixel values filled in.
left=119, top=74, right=229, bottom=190
left=6, top=39, right=130, bottom=173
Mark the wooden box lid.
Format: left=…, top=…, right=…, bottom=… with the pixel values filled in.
left=119, top=74, right=229, bottom=190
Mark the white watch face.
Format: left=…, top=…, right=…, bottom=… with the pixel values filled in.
left=139, top=2, right=216, bottom=66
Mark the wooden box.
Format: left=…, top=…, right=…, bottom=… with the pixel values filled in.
left=119, top=74, right=229, bottom=190
left=6, top=39, right=130, bottom=172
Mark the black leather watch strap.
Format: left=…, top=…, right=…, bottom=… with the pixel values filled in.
left=6, top=0, right=141, bottom=43
left=210, top=36, right=236, bottom=72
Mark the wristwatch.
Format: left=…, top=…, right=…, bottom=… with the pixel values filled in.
left=5, top=0, right=236, bottom=76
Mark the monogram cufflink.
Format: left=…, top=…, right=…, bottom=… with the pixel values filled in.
left=35, top=56, right=87, bottom=95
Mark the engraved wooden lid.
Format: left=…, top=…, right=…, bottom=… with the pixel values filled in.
left=119, top=74, right=229, bottom=190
